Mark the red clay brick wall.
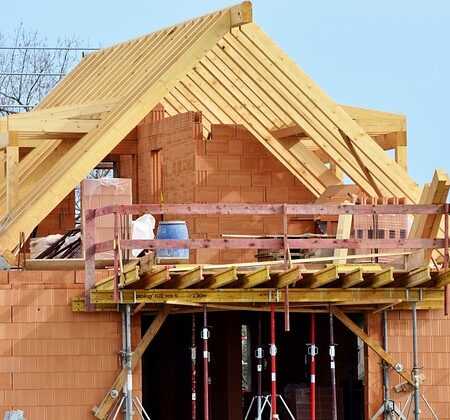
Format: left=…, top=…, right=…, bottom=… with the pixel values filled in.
left=137, top=111, right=202, bottom=205
left=37, top=192, right=75, bottom=237
left=387, top=310, right=450, bottom=419
left=0, top=270, right=141, bottom=419
left=193, top=124, right=315, bottom=263
left=366, top=310, right=450, bottom=419
left=137, top=113, right=316, bottom=264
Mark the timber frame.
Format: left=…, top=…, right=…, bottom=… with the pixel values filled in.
left=0, top=1, right=442, bottom=263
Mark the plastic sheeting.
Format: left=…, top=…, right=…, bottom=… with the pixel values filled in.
left=131, top=214, right=156, bottom=257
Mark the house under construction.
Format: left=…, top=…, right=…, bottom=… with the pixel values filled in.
left=0, top=2, right=449, bottom=419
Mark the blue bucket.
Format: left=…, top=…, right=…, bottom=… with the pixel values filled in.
left=156, top=220, right=189, bottom=259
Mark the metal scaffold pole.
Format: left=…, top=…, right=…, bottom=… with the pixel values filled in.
left=270, top=303, right=278, bottom=420
left=191, top=314, right=197, bottom=420
left=329, top=305, right=338, bottom=420
left=310, top=313, right=317, bottom=420
left=257, top=313, right=263, bottom=419
left=382, top=311, right=391, bottom=404
left=202, top=305, right=210, bottom=420
left=412, top=302, right=420, bottom=420
left=125, top=304, right=134, bottom=420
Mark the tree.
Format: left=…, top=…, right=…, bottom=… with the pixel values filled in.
left=0, top=23, right=88, bottom=116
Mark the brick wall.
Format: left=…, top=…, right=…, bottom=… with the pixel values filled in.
left=37, top=192, right=75, bottom=237
left=366, top=310, right=450, bottom=419
left=137, top=113, right=315, bottom=264
left=0, top=270, right=141, bottom=419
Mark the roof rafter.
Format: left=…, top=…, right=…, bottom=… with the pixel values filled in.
left=0, top=3, right=252, bottom=258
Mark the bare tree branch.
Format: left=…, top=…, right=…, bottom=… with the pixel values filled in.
left=0, top=24, right=89, bottom=116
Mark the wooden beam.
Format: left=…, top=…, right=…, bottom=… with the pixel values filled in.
left=335, top=268, right=364, bottom=288
left=7, top=117, right=100, bottom=134
left=395, top=266, right=430, bottom=288
left=433, top=268, right=450, bottom=287
left=408, top=183, right=430, bottom=240
left=333, top=205, right=353, bottom=264
left=241, top=23, right=421, bottom=200
left=6, top=132, right=19, bottom=212
left=162, top=266, right=203, bottom=289
left=8, top=97, right=119, bottom=120
left=339, top=129, right=383, bottom=197
left=0, top=7, right=238, bottom=257
left=408, top=169, right=450, bottom=262
left=238, top=266, right=271, bottom=288
left=265, top=266, right=302, bottom=288
left=89, top=287, right=443, bottom=305
left=301, top=265, right=339, bottom=288
left=341, top=105, right=407, bottom=135
left=331, top=306, right=413, bottom=385
left=0, top=140, right=72, bottom=219
left=183, top=51, right=336, bottom=196
left=270, top=124, right=307, bottom=139
left=134, top=267, right=171, bottom=289
left=0, top=150, right=4, bottom=183
left=364, top=268, right=394, bottom=288
left=230, top=1, right=253, bottom=27
left=25, top=258, right=135, bottom=270
left=279, top=137, right=342, bottom=189
left=138, top=252, right=155, bottom=274
left=94, top=261, right=140, bottom=291
left=395, top=143, right=407, bottom=171
left=93, top=307, right=170, bottom=419
left=201, top=267, right=238, bottom=288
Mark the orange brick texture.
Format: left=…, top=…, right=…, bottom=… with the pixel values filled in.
left=0, top=271, right=141, bottom=419
left=366, top=310, right=450, bottom=419
left=37, top=191, right=75, bottom=237
left=136, top=113, right=315, bottom=264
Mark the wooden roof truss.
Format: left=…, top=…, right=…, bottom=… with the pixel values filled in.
left=0, top=1, right=444, bottom=260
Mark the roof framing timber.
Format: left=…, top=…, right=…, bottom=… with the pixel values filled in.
left=0, top=1, right=447, bottom=259
left=0, top=3, right=252, bottom=258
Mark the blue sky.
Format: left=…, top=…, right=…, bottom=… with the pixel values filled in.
left=1, top=0, right=449, bottom=186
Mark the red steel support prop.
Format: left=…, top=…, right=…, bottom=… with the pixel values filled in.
left=445, top=203, right=449, bottom=316
left=191, top=314, right=197, bottom=420
left=256, top=314, right=263, bottom=414
left=270, top=303, right=278, bottom=419
left=310, top=313, right=317, bottom=420
left=329, top=305, right=338, bottom=420
left=202, top=305, right=210, bottom=420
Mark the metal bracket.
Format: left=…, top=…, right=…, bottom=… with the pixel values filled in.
left=307, top=344, right=318, bottom=356
left=268, top=289, right=280, bottom=303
